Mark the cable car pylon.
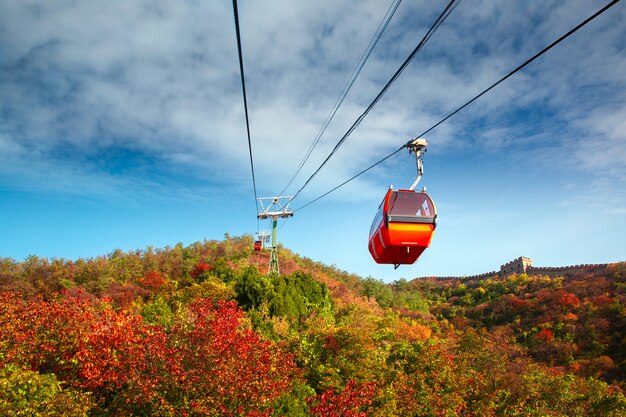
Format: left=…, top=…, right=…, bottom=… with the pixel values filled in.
left=257, top=196, right=294, bottom=276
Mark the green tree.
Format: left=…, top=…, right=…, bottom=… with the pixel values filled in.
left=0, top=364, right=93, bottom=416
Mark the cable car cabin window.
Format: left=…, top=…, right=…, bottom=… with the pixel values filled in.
left=369, top=199, right=385, bottom=239
left=388, top=191, right=435, bottom=224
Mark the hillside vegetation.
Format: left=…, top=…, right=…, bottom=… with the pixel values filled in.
left=0, top=235, right=625, bottom=416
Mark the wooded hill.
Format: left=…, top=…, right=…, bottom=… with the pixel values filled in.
left=0, top=235, right=625, bottom=416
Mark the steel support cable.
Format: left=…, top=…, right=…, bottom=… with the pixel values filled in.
left=404, top=0, right=622, bottom=145
left=294, top=148, right=403, bottom=212
left=278, top=0, right=404, bottom=196
left=278, top=217, right=289, bottom=231
left=294, top=0, right=621, bottom=213
left=289, top=0, right=462, bottom=203
left=232, top=0, right=260, bottom=227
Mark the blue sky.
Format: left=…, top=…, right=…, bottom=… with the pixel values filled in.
left=1, top=0, right=625, bottom=281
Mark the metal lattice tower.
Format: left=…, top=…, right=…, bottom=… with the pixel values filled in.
left=257, top=197, right=294, bottom=276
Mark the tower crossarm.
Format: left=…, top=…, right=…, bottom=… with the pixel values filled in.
left=257, top=196, right=294, bottom=219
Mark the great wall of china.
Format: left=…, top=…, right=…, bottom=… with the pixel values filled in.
left=419, top=256, right=623, bottom=281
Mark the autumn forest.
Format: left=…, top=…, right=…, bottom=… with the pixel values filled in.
left=1, top=235, right=625, bottom=416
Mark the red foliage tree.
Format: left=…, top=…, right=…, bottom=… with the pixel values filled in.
left=509, top=296, right=530, bottom=311
left=73, top=306, right=170, bottom=403
left=101, top=282, right=149, bottom=307
left=537, top=328, right=555, bottom=341
left=0, top=291, right=170, bottom=411
left=169, top=299, right=300, bottom=416
left=190, top=262, right=212, bottom=280
left=556, top=290, right=580, bottom=309
left=591, top=294, right=612, bottom=307
left=308, top=379, right=376, bottom=417
left=138, top=270, right=167, bottom=291
left=0, top=292, right=299, bottom=415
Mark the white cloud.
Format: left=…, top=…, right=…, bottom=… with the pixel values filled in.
left=575, top=105, right=626, bottom=171
left=0, top=0, right=624, bottom=208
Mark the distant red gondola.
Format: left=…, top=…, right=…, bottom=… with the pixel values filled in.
left=254, top=240, right=262, bottom=251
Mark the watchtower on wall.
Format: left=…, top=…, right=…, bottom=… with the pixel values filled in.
left=500, top=256, right=532, bottom=277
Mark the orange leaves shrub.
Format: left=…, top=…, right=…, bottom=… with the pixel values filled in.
left=101, top=282, right=149, bottom=308
left=388, top=341, right=469, bottom=417
left=509, top=295, right=530, bottom=311
left=0, top=291, right=97, bottom=377
left=592, top=294, right=612, bottom=307
left=308, top=379, right=376, bottom=417
left=190, top=262, right=212, bottom=280
left=0, top=291, right=170, bottom=411
left=569, top=356, right=616, bottom=379
left=562, top=312, right=578, bottom=322
left=394, top=319, right=432, bottom=342
left=169, top=299, right=300, bottom=416
left=74, top=308, right=168, bottom=393
left=557, top=291, right=581, bottom=308
left=0, top=292, right=299, bottom=415
left=138, top=270, right=167, bottom=291
left=537, top=328, right=555, bottom=341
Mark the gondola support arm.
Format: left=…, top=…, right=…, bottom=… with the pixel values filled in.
left=407, top=138, right=428, bottom=191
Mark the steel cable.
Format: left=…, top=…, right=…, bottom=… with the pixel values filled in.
left=278, top=0, right=405, bottom=196
left=232, top=0, right=260, bottom=226
left=294, top=0, right=621, bottom=213
left=289, top=0, right=463, bottom=203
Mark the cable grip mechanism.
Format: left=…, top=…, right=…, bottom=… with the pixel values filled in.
left=407, top=138, right=428, bottom=191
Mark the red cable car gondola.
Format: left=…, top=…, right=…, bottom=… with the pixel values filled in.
left=368, top=188, right=436, bottom=267
left=368, top=138, right=437, bottom=268
left=254, top=240, right=262, bottom=251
